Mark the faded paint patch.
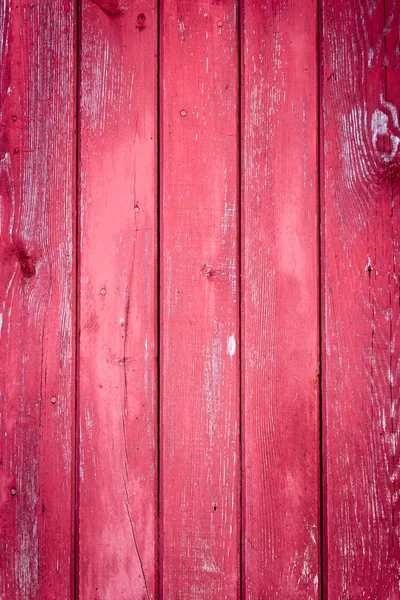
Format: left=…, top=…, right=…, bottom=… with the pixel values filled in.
left=371, top=95, right=400, bottom=162
left=201, top=558, right=219, bottom=573
left=204, top=326, right=223, bottom=446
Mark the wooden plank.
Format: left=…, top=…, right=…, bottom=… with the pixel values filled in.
left=78, top=2, right=158, bottom=598
left=160, top=1, right=240, bottom=597
left=0, top=1, right=76, bottom=598
left=241, top=1, right=320, bottom=598
left=321, top=0, right=400, bottom=597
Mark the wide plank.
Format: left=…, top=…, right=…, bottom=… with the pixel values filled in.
left=321, top=0, right=400, bottom=597
left=0, top=1, right=76, bottom=598
left=78, top=2, right=158, bottom=598
left=160, top=1, right=240, bottom=597
left=241, top=1, right=320, bottom=597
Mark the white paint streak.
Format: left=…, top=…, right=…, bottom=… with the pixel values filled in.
left=227, top=334, right=236, bottom=356
left=368, top=48, right=374, bottom=68
left=178, top=19, right=185, bottom=43
left=313, top=574, right=319, bottom=595
left=0, top=313, right=3, bottom=337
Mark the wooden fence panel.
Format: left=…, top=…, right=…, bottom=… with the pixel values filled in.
left=2, top=3, right=399, bottom=598
left=0, top=1, right=76, bottom=598
left=321, top=0, right=400, bottom=597
left=78, top=1, right=158, bottom=598
left=160, top=1, right=240, bottom=597
left=241, top=1, right=320, bottom=598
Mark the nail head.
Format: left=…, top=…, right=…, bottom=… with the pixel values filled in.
left=180, top=109, right=187, bottom=117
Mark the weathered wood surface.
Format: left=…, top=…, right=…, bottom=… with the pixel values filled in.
left=160, top=1, right=240, bottom=597
left=241, top=1, right=320, bottom=598
left=0, top=1, right=76, bottom=598
left=321, top=0, right=400, bottom=597
left=78, top=1, right=158, bottom=598
left=1, top=1, right=399, bottom=597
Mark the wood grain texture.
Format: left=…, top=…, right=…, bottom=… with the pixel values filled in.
left=160, top=1, right=240, bottom=597
left=322, top=0, right=400, bottom=597
left=241, top=1, right=320, bottom=598
left=0, top=1, right=76, bottom=598
left=78, top=1, right=158, bottom=598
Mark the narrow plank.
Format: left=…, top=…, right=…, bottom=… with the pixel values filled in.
left=160, top=1, right=240, bottom=597
left=322, top=0, right=400, bottom=597
left=78, top=2, right=158, bottom=598
left=241, top=1, right=320, bottom=597
left=0, top=1, right=76, bottom=598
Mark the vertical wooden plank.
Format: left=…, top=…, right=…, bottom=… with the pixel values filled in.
left=322, top=0, right=400, bottom=597
left=78, top=1, right=157, bottom=598
left=0, top=1, right=76, bottom=598
left=241, top=1, right=320, bottom=597
left=160, top=1, right=240, bottom=597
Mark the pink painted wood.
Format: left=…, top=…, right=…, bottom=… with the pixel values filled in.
left=241, top=1, right=320, bottom=597
left=1, top=2, right=399, bottom=597
left=160, top=1, right=240, bottom=597
left=321, top=0, right=400, bottom=597
left=0, top=1, right=76, bottom=598
left=78, top=1, right=158, bottom=598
